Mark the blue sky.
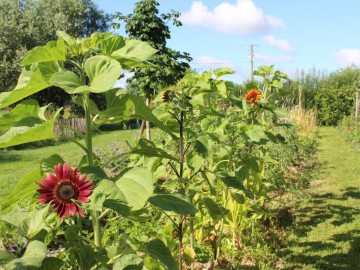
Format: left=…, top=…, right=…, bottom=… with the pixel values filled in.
left=95, top=0, right=360, bottom=83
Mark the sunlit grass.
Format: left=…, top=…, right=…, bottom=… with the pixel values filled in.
left=0, top=129, right=140, bottom=199
left=281, top=126, right=360, bottom=269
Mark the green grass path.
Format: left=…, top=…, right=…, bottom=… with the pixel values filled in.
left=282, top=126, right=360, bottom=269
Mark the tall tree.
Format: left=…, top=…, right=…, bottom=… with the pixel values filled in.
left=0, top=0, right=110, bottom=106
left=114, top=0, right=192, bottom=139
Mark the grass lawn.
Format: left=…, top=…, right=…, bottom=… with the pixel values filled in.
left=0, top=129, right=140, bottom=199
left=280, top=126, right=360, bottom=269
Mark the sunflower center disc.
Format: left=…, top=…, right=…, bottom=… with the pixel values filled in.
left=59, top=184, right=75, bottom=200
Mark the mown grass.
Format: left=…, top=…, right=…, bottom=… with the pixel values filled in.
left=280, top=126, right=360, bottom=269
left=0, top=129, right=140, bottom=199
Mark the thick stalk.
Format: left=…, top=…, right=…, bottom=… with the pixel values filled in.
left=178, top=110, right=185, bottom=269
left=189, top=215, right=195, bottom=270
left=92, top=211, right=102, bottom=249
left=83, top=93, right=94, bottom=166
left=82, top=93, right=102, bottom=248
left=76, top=217, right=86, bottom=270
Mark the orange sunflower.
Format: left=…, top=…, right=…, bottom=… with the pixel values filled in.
left=244, top=89, right=261, bottom=105
left=37, top=163, right=94, bottom=219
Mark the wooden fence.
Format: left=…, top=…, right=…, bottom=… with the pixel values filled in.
left=54, top=118, right=86, bottom=138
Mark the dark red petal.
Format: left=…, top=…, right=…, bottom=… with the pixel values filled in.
left=62, top=164, right=71, bottom=179
left=77, top=196, right=90, bottom=203
left=42, top=176, right=58, bottom=187
left=64, top=204, right=71, bottom=218
left=57, top=203, right=65, bottom=218
left=76, top=175, right=88, bottom=185
left=76, top=204, right=84, bottom=217
left=70, top=203, right=77, bottom=215
left=79, top=189, right=92, bottom=196
left=78, top=181, right=93, bottom=190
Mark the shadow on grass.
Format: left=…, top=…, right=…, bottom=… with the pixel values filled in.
left=342, top=187, right=360, bottom=199
left=0, top=152, right=22, bottom=162
left=279, top=189, right=360, bottom=269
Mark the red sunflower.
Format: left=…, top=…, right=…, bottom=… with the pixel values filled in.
left=244, top=89, right=261, bottom=105
left=37, top=163, right=94, bottom=219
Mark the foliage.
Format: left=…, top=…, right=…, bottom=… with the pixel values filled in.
left=0, top=0, right=110, bottom=107
left=113, top=0, right=192, bottom=98
left=314, top=67, right=360, bottom=125
left=277, top=68, right=327, bottom=109
left=0, top=26, right=317, bottom=269
left=315, top=84, right=354, bottom=125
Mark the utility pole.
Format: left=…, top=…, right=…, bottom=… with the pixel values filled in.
left=249, top=44, right=258, bottom=81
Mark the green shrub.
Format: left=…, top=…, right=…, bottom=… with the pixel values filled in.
left=315, top=85, right=354, bottom=125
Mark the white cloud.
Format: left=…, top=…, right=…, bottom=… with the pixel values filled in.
left=193, top=56, right=236, bottom=69
left=334, top=48, right=360, bottom=67
left=254, top=53, right=295, bottom=63
left=180, top=0, right=284, bottom=36
left=264, top=35, right=294, bottom=52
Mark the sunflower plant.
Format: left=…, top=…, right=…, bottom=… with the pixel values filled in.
left=0, top=32, right=186, bottom=269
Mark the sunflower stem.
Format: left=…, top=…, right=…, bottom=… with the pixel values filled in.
left=83, top=93, right=94, bottom=166
left=76, top=216, right=86, bottom=270
left=92, top=211, right=102, bottom=249
left=82, top=93, right=102, bottom=249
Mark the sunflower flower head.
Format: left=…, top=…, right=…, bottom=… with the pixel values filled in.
left=37, top=163, right=94, bottom=219
left=162, top=91, right=170, bottom=102
left=244, top=89, right=261, bottom=105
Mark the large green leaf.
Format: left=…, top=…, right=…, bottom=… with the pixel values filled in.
left=0, top=207, right=34, bottom=227
left=84, top=55, right=122, bottom=93
left=5, top=240, right=47, bottom=269
left=0, top=65, right=51, bottom=109
left=0, top=108, right=61, bottom=149
left=147, top=239, right=178, bottom=270
left=22, top=39, right=66, bottom=65
left=217, top=168, right=248, bottom=190
left=201, top=197, right=229, bottom=222
left=115, top=168, right=154, bottom=210
left=99, top=93, right=177, bottom=139
left=214, top=67, right=235, bottom=79
left=148, top=188, right=196, bottom=214
left=37, top=61, right=64, bottom=81
left=113, top=254, right=143, bottom=270
left=40, top=154, right=65, bottom=173
left=18, top=206, right=49, bottom=238
left=0, top=250, right=13, bottom=266
left=89, top=179, right=129, bottom=215
left=0, top=168, right=42, bottom=213
left=245, top=125, right=269, bottom=143
left=49, top=71, right=84, bottom=94
left=0, top=99, right=39, bottom=131
left=101, top=35, right=126, bottom=55
left=112, top=39, right=157, bottom=60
